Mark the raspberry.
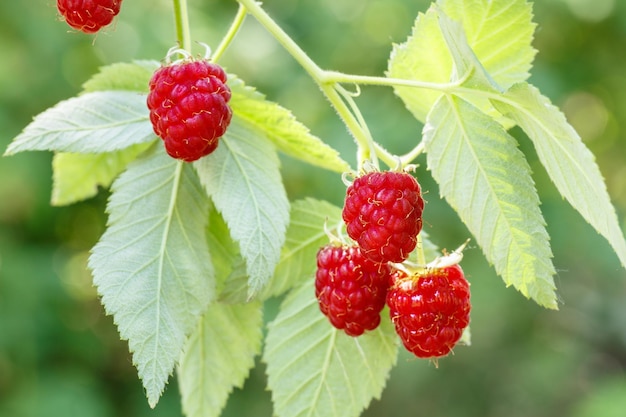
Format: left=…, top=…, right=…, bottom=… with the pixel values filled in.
left=315, top=244, right=391, bottom=337
left=147, top=59, right=232, bottom=162
left=57, top=0, right=122, bottom=34
left=342, top=171, right=424, bottom=263
left=387, top=264, right=470, bottom=359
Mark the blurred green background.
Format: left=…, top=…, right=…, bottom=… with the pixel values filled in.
left=1, top=0, right=626, bottom=416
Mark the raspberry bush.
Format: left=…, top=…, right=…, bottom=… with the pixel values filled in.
left=4, top=0, right=626, bottom=416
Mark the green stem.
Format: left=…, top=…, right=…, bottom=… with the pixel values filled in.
left=172, top=0, right=192, bottom=51
left=322, top=71, right=466, bottom=92
left=212, top=3, right=247, bottom=63
left=399, top=141, right=425, bottom=167
left=373, top=142, right=399, bottom=169
left=235, top=0, right=464, bottom=171
left=323, top=85, right=380, bottom=169
left=335, top=85, right=379, bottom=170
left=236, top=0, right=378, bottom=168
left=236, top=0, right=323, bottom=80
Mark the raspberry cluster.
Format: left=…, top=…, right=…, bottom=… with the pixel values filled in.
left=342, top=171, right=424, bottom=263
left=315, top=170, right=470, bottom=359
left=57, top=0, right=123, bottom=34
left=315, top=244, right=391, bottom=337
left=387, top=265, right=471, bottom=358
left=147, top=59, right=232, bottom=162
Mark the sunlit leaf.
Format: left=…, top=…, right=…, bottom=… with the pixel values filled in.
left=423, top=94, right=557, bottom=308
left=216, top=260, right=249, bottom=304
left=438, top=0, right=536, bottom=89
left=492, top=82, right=626, bottom=268
left=435, top=6, right=513, bottom=127
left=436, top=7, right=499, bottom=92
left=388, top=7, right=450, bottom=122
left=388, top=0, right=535, bottom=126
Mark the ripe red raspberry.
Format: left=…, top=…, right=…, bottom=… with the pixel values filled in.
left=57, top=0, right=122, bottom=34
left=147, top=59, right=232, bottom=162
left=315, top=244, right=391, bottom=337
left=387, top=264, right=470, bottom=359
left=342, top=171, right=424, bottom=263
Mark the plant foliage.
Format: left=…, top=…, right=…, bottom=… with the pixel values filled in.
left=4, top=0, right=626, bottom=416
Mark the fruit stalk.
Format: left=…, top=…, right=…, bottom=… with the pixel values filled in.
left=172, top=0, right=192, bottom=51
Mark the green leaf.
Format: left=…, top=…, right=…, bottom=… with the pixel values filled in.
left=264, top=279, right=398, bottom=417
left=410, top=230, right=441, bottom=265
left=217, top=260, right=249, bottom=304
left=4, top=91, right=154, bottom=155
left=492, top=83, right=626, bottom=268
left=436, top=7, right=499, bottom=92
left=388, top=6, right=450, bottom=122
left=435, top=6, right=514, bottom=127
left=178, top=301, right=263, bottom=417
left=205, top=205, right=243, bottom=290
left=194, top=119, right=290, bottom=298
left=423, top=94, right=557, bottom=308
left=229, top=77, right=350, bottom=173
left=388, top=0, right=535, bottom=124
left=88, top=148, right=214, bottom=407
left=51, top=143, right=153, bottom=206
left=82, top=60, right=159, bottom=93
left=438, top=0, right=536, bottom=89
left=261, top=198, right=343, bottom=299
left=205, top=206, right=249, bottom=305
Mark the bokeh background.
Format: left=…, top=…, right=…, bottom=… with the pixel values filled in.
left=2, top=0, right=626, bottom=416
